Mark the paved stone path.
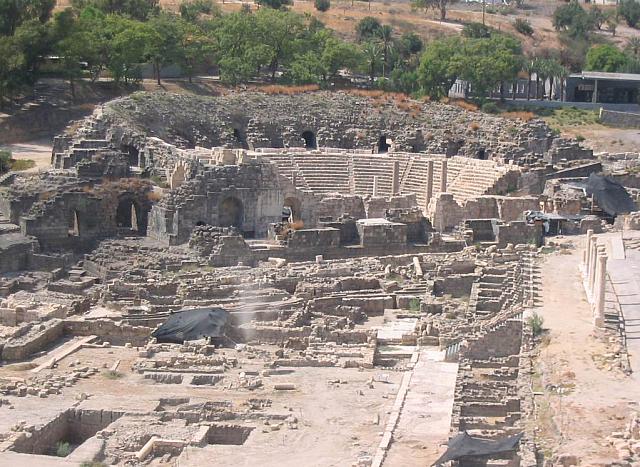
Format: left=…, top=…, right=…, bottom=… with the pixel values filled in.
left=603, top=231, right=640, bottom=373
left=383, top=348, right=458, bottom=466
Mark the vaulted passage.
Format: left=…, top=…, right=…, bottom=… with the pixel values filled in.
left=116, top=199, right=146, bottom=235
left=301, top=130, right=317, bottom=150
left=283, top=196, right=302, bottom=222
left=378, top=135, right=390, bottom=153
left=68, top=210, right=80, bottom=237
left=233, top=127, right=248, bottom=149
left=219, top=197, right=243, bottom=229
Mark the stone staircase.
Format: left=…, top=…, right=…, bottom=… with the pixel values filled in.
left=446, top=157, right=512, bottom=205
left=397, top=156, right=445, bottom=208
left=351, top=155, right=396, bottom=196
left=52, top=107, right=109, bottom=169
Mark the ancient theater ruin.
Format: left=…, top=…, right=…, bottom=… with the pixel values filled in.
left=1, top=91, right=638, bottom=466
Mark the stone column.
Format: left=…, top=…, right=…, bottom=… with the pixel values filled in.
left=592, top=244, right=605, bottom=297
left=440, top=159, right=448, bottom=193
left=583, top=229, right=593, bottom=272
left=588, top=239, right=596, bottom=293
left=373, top=176, right=379, bottom=197
left=424, top=160, right=434, bottom=214
left=391, top=160, right=400, bottom=196
left=594, top=252, right=607, bottom=328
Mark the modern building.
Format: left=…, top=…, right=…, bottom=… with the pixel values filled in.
left=566, top=71, right=640, bottom=104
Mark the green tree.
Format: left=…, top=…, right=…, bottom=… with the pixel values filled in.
left=619, top=0, right=640, bottom=28
left=56, top=30, right=88, bottom=100
left=553, top=1, right=593, bottom=39
left=0, top=0, right=55, bottom=36
left=588, top=6, right=606, bottom=30
left=0, top=149, right=10, bottom=173
left=378, top=24, right=393, bottom=77
left=105, top=15, right=155, bottom=84
left=257, top=0, right=292, bottom=9
left=626, top=37, right=640, bottom=59
left=462, top=22, right=492, bottom=38
left=176, top=20, right=215, bottom=83
left=254, top=8, right=306, bottom=81
left=179, top=0, right=218, bottom=23
left=411, top=0, right=458, bottom=21
left=71, top=0, right=159, bottom=21
left=585, top=44, right=629, bottom=72
left=0, top=36, right=23, bottom=108
left=398, top=32, right=423, bottom=58
left=314, top=0, right=329, bottom=11
left=355, top=16, right=382, bottom=42
left=147, top=13, right=182, bottom=85
left=214, top=12, right=270, bottom=84
left=417, top=36, right=462, bottom=98
left=361, top=40, right=381, bottom=80
left=417, top=35, right=523, bottom=101
left=320, top=36, right=362, bottom=79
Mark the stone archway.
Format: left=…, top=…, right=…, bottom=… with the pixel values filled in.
left=219, top=197, right=243, bottom=229
left=378, top=135, right=391, bottom=153
left=301, top=131, right=317, bottom=150
left=233, top=127, right=249, bottom=149
left=116, top=198, right=145, bottom=235
left=283, top=196, right=302, bottom=222
left=122, top=145, right=140, bottom=167
left=68, top=210, right=80, bottom=237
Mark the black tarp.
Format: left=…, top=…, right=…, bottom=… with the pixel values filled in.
left=151, top=307, right=229, bottom=344
left=433, top=432, right=523, bottom=465
left=585, top=174, right=636, bottom=217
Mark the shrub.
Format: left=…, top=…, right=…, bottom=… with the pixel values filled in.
left=481, top=101, right=499, bottom=114
left=314, top=0, right=330, bottom=11
left=0, top=150, right=11, bottom=173
left=10, top=159, right=36, bottom=171
left=408, top=297, right=421, bottom=312
left=56, top=441, right=71, bottom=457
left=619, top=0, right=640, bottom=28
left=462, top=22, right=492, bottom=38
left=527, top=312, right=544, bottom=336
left=514, top=18, right=534, bottom=36
left=103, top=370, right=123, bottom=379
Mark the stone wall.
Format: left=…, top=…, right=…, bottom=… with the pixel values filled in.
left=600, top=109, right=640, bottom=129
left=148, top=161, right=283, bottom=244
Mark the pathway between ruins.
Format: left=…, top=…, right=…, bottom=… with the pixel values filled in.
left=383, top=348, right=458, bottom=466
left=604, top=230, right=640, bottom=374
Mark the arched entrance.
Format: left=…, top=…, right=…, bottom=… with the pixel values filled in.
left=301, top=131, right=317, bottom=150
left=116, top=199, right=145, bottom=235
left=233, top=127, right=248, bottom=149
left=378, top=135, right=390, bottom=153
left=122, top=145, right=140, bottom=167
left=283, top=197, right=302, bottom=223
left=219, top=197, right=243, bottom=228
left=477, top=148, right=487, bottom=160
left=68, top=210, right=80, bottom=237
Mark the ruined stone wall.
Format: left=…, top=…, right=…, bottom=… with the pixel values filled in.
left=462, top=319, right=523, bottom=360
left=92, top=92, right=554, bottom=164
left=148, top=161, right=283, bottom=244
left=20, top=181, right=153, bottom=252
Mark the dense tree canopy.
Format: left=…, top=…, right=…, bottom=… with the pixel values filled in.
left=585, top=44, right=629, bottom=73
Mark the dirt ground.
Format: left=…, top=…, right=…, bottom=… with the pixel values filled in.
left=531, top=239, right=640, bottom=463
left=1, top=139, right=53, bottom=172
left=560, top=125, right=640, bottom=154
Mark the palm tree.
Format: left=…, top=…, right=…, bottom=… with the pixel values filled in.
left=626, top=37, right=640, bottom=59
left=378, top=25, right=394, bottom=78
left=523, top=57, right=536, bottom=101
left=554, top=63, right=569, bottom=102
left=362, top=41, right=381, bottom=81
